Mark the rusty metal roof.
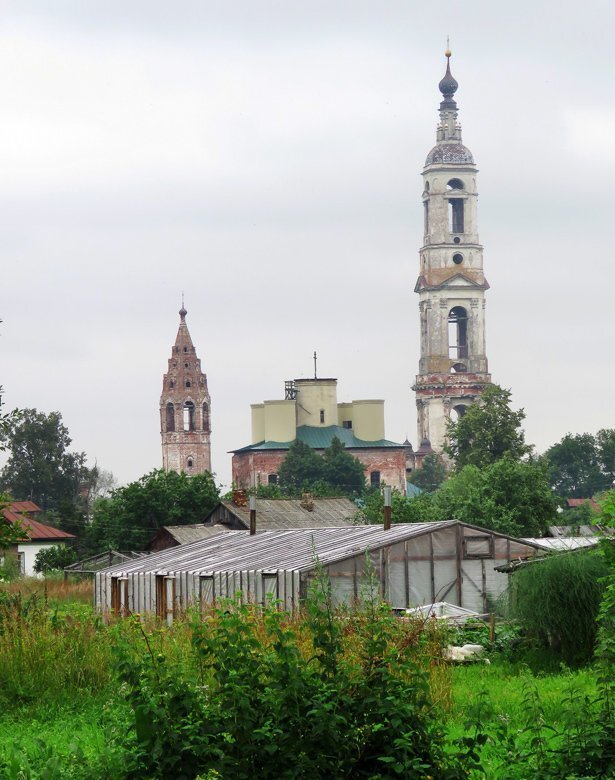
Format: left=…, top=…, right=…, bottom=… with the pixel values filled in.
left=3, top=507, right=75, bottom=540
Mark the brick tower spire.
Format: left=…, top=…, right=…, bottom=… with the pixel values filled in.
left=412, top=49, right=492, bottom=457
left=160, top=305, right=212, bottom=474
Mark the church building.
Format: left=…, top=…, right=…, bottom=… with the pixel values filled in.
left=159, top=306, right=212, bottom=475
left=231, top=376, right=407, bottom=492
left=413, top=50, right=492, bottom=457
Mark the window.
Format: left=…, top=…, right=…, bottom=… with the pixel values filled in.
left=370, top=471, right=381, bottom=487
left=183, top=401, right=195, bottom=431
left=185, top=380, right=191, bottom=388
left=183, top=346, right=188, bottom=353
left=184, top=362, right=189, bottom=368
left=448, top=306, right=468, bottom=359
left=342, top=420, right=352, bottom=429
left=464, top=535, right=494, bottom=559
left=187, top=458, right=193, bottom=469
left=202, top=402, right=210, bottom=433
left=169, top=380, right=175, bottom=388
left=423, top=200, right=429, bottom=234
left=319, top=409, right=325, bottom=424
left=453, top=253, right=463, bottom=265
left=268, top=474, right=278, bottom=485
left=166, top=402, right=175, bottom=432
left=447, top=178, right=464, bottom=190
left=17, top=552, right=25, bottom=575
left=449, top=199, right=464, bottom=232
left=451, top=404, right=468, bottom=421
left=451, top=363, right=467, bottom=373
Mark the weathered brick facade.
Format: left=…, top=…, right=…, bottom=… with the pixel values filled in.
left=232, top=447, right=406, bottom=493
left=160, top=307, right=212, bottom=474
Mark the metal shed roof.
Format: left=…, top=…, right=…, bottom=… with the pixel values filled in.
left=100, top=521, right=542, bottom=578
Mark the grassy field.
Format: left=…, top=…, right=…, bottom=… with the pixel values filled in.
left=0, top=577, right=609, bottom=779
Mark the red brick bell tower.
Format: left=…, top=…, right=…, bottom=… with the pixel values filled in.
left=160, top=305, right=212, bottom=474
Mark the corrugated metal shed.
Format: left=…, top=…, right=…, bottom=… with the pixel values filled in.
left=95, top=522, right=544, bottom=619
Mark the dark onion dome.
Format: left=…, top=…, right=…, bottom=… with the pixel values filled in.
left=425, top=143, right=474, bottom=165
left=439, top=54, right=458, bottom=99
left=179, top=305, right=188, bottom=320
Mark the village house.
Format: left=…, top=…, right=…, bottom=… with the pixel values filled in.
left=2, top=500, right=75, bottom=576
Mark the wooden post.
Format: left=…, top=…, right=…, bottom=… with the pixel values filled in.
left=489, top=612, right=496, bottom=643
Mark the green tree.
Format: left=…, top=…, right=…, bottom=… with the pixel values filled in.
left=596, top=428, right=615, bottom=487
left=277, top=437, right=366, bottom=497
left=0, top=409, right=89, bottom=513
left=433, top=457, right=556, bottom=536
left=543, top=432, right=609, bottom=499
left=277, top=440, right=326, bottom=492
left=321, top=436, right=365, bottom=495
left=0, top=491, right=27, bottom=550
left=33, top=544, right=78, bottom=574
left=599, top=490, right=615, bottom=527
left=360, top=488, right=439, bottom=524
left=409, top=453, right=447, bottom=493
left=86, top=469, right=220, bottom=552
left=445, top=385, right=531, bottom=470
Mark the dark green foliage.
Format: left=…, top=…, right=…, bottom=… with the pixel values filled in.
left=362, top=458, right=556, bottom=536
left=434, top=457, right=557, bottom=536
left=445, top=385, right=532, bottom=470
left=277, top=439, right=326, bottom=491
left=278, top=437, right=366, bottom=497
left=0, top=409, right=89, bottom=512
left=86, top=469, right=220, bottom=553
left=506, top=549, right=612, bottom=665
left=543, top=431, right=613, bottom=499
left=33, top=544, right=78, bottom=574
left=409, top=453, right=446, bottom=492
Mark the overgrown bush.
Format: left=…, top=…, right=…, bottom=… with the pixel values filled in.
left=504, top=548, right=611, bottom=664
left=34, top=543, right=78, bottom=574
left=114, top=581, right=468, bottom=779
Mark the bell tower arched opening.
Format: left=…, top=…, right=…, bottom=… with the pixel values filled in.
left=448, top=307, right=468, bottom=359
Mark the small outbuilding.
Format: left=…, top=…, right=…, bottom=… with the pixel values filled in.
left=96, top=520, right=543, bottom=620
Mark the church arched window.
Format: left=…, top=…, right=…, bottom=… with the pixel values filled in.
left=187, top=457, right=194, bottom=469
left=183, top=401, right=196, bottom=431
left=166, top=403, right=175, bottom=432
left=202, top=402, right=210, bottom=433
left=451, top=363, right=467, bottom=373
left=447, top=178, right=464, bottom=190
left=448, top=307, right=468, bottom=359
left=451, top=404, right=468, bottom=421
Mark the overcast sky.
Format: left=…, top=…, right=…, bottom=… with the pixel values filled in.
left=1, top=1, right=613, bottom=490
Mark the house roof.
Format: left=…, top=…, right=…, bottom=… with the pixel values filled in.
left=231, top=425, right=404, bottom=453
left=211, top=497, right=360, bottom=530
left=101, top=521, right=543, bottom=578
left=565, top=498, right=600, bottom=511
left=2, top=502, right=75, bottom=541
left=158, top=524, right=235, bottom=545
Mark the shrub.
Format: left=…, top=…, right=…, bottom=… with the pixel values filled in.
left=34, top=544, right=78, bottom=574
left=505, top=549, right=611, bottom=664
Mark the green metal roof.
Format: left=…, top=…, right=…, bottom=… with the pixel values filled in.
left=232, top=425, right=404, bottom=453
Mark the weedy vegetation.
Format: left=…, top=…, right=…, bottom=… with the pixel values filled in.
left=0, top=550, right=613, bottom=779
